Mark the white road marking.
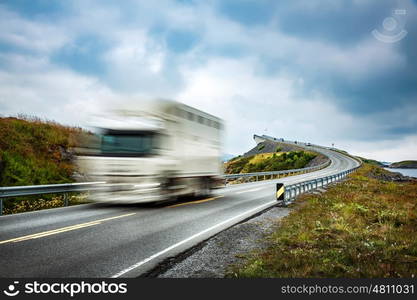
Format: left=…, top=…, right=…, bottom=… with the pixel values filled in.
left=0, top=213, right=136, bottom=245
left=111, top=200, right=277, bottom=278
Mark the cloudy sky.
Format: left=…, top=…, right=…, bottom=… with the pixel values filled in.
left=0, top=0, right=416, bottom=161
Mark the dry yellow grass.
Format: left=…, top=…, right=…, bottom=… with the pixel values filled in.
left=228, top=163, right=417, bottom=278
left=248, top=153, right=280, bottom=164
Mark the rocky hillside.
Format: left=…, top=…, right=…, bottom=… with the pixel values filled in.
left=232, top=140, right=328, bottom=168
left=389, top=160, right=417, bottom=168
left=0, top=116, right=87, bottom=187
left=225, top=151, right=318, bottom=174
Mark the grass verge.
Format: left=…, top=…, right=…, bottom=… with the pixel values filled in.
left=2, top=193, right=90, bottom=215
left=227, top=163, right=417, bottom=278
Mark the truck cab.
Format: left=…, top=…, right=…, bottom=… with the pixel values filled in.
left=76, top=99, right=224, bottom=203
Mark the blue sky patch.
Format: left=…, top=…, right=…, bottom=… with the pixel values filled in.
left=165, top=30, right=200, bottom=53
left=218, top=0, right=274, bottom=26
left=50, top=35, right=108, bottom=76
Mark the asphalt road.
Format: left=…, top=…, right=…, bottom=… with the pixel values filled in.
left=0, top=147, right=359, bottom=278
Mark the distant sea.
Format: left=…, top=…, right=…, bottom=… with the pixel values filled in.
left=384, top=168, right=417, bottom=178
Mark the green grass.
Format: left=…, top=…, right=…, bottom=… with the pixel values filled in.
left=0, top=115, right=91, bottom=213
left=227, top=163, right=417, bottom=278
left=358, top=157, right=384, bottom=167
left=0, top=116, right=84, bottom=186
left=224, top=151, right=317, bottom=174
left=2, top=193, right=90, bottom=215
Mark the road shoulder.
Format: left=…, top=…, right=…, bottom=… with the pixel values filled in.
left=152, top=206, right=291, bottom=278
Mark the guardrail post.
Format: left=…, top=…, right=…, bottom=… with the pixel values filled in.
left=0, top=199, right=2, bottom=216
left=63, top=193, right=69, bottom=207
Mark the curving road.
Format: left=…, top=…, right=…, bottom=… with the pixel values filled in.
left=0, top=145, right=359, bottom=278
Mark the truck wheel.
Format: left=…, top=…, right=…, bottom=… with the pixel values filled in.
left=198, top=178, right=211, bottom=198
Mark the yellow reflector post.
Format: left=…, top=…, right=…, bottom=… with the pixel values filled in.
left=276, top=183, right=285, bottom=200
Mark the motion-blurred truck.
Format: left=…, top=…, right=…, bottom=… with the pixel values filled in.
left=76, top=99, right=224, bottom=203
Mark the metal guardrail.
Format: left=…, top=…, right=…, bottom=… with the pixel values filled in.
left=0, top=161, right=329, bottom=215
left=224, top=135, right=332, bottom=182
left=0, top=139, right=332, bottom=215
left=0, top=162, right=330, bottom=216
left=0, top=135, right=356, bottom=215
left=0, top=182, right=105, bottom=216
left=257, top=134, right=363, bottom=205
left=279, top=166, right=361, bottom=206
left=223, top=160, right=330, bottom=182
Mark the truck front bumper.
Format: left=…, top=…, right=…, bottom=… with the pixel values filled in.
left=88, top=182, right=166, bottom=204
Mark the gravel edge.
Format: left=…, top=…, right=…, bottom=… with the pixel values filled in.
left=150, top=206, right=292, bottom=278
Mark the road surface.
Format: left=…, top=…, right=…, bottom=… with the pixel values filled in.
left=0, top=147, right=359, bottom=277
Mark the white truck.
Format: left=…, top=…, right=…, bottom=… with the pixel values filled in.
left=76, top=99, right=224, bottom=203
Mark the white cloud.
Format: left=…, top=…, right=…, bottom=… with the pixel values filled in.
left=0, top=6, right=70, bottom=54
left=178, top=57, right=357, bottom=154
left=102, top=29, right=170, bottom=93
left=0, top=0, right=415, bottom=163
left=346, top=135, right=417, bottom=162
left=0, top=53, right=117, bottom=127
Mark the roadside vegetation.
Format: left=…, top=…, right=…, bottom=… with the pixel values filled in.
left=228, top=163, right=417, bottom=277
left=0, top=115, right=90, bottom=214
left=224, top=151, right=317, bottom=174
left=358, top=157, right=384, bottom=167
left=0, top=115, right=83, bottom=186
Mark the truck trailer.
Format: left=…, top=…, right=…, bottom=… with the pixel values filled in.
left=76, top=99, right=224, bottom=203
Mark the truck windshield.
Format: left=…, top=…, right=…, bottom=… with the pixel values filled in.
left=101, top=132, right=158, bottom=156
